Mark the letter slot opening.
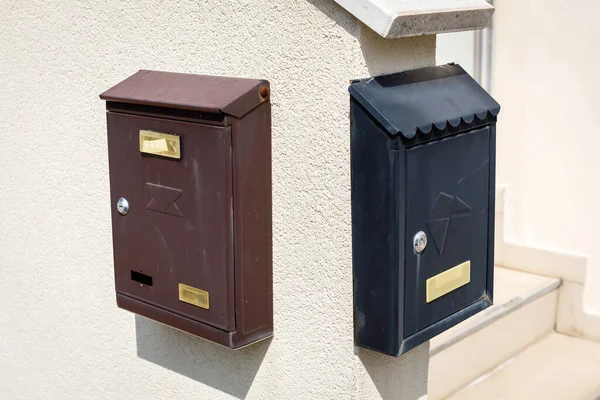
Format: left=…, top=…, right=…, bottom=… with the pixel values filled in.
left=131, top=270, right=153, bottom=286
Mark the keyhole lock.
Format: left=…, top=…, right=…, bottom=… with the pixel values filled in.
left=413, top=231, right=427, bottom=254
left=117, top=197, right=129, bottom=216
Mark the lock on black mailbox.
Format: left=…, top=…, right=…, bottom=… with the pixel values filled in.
left=350, top=64, right=501, bottom=356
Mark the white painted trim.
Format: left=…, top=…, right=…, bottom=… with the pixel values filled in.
left=495, top=186, right=587, bottom=284
left=333, top=0, right=494, bottom=38
left=557, top=281, right=600, bottom=342
left=495, top=185, right=600, bottom=342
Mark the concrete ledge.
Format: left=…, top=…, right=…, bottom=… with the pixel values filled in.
left=429, top=290, right=558, bottom=399
left=449, top=334, right=600, bottom=400
left=333, top=0, right=494, bottom=38
left=430, top=267, right=561, bottom=356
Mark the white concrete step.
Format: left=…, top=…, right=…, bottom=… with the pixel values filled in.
left=428, top=267, right=561, bottom=400
left=449, top=333, right=600, bottom=400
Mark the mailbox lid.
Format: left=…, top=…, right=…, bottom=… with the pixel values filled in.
left=107, top=112, right=235, bottom=332
left=403, top=127, right=493, bottom=337
left=100, top=70, right=269, bottom=118
left=348, top=63, right=500, bottom=141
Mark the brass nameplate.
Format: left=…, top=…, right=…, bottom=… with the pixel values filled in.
left=426, top=261, right=471, bottom=303
left=140, top=130, right=181, bottom=159
left=178, top=283, right=209, bottom=309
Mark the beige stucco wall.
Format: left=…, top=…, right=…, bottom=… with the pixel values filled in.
left=0, top=1, right=435, bottom=399
left=492, top=0, right=600, bottom=312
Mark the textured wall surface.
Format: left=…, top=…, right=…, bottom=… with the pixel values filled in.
left=492, top=0, right=600, bottom=313
left=0, top=1, right=435, bottom=399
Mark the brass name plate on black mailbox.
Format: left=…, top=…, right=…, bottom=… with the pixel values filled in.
left=426, top=261, right=471, bottom=303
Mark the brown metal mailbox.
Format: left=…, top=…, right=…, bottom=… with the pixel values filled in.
left=100, top=70, right=272, bottom=348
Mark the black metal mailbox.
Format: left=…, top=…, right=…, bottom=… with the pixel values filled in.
left=350, top=64, right=501, bottom=356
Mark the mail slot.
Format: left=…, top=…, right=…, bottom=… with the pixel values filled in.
left=100, top=70, right=272, bottom=348
left=350, top=64, right=500, bottom=356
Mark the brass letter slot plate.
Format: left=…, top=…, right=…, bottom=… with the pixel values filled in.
left=426, top=261, right=471, bottom=303
left=178, top=283, right=209, bottom=309
left=140, top=130, right=181, bottom=159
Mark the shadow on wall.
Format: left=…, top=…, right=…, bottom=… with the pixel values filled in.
left=306, top=0, right=436, bottom=76
left=135, top=316, right=270, bottom=399
left=305, top=0, right=359, bottom=37
left=357, top=343, right=429, bottom=399
left=357, top=26, right=436, bottom=76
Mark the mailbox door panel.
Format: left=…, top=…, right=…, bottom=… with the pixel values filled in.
left=107, top=112, right=235, bottom=331
left=404, top=128, right=491, bottom=337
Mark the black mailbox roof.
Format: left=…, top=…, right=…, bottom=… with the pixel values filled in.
left=349, top=64, right=500, bottom=139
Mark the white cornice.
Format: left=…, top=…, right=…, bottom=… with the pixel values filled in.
left=334, top=0, right=494, bottom=38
